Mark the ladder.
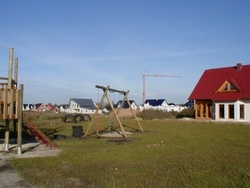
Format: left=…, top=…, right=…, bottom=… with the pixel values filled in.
left=22, top=114, right=58, bottom=148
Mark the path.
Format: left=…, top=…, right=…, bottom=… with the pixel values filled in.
left=0, top=142, right=61, bottom=188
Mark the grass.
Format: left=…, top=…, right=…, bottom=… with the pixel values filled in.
left=3, top=113, right=250, bottom=188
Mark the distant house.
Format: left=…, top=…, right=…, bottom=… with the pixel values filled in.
left=184, top=100, right=194, bottom=108
left=188, top=63, right=250, bottom=122
left=46, top=103, right=58, bottom=112
left=59, top=104, right=69, bottom=112
left=23, top=104, right=35, bottom=111
left=141, top=99, right=185, bottom=112
left=144, top=99, right=168, bottom=108
left=65, top=98, right=99, bottom=114
left=34, top=103, right=43, bottom=111
left=115, top=100, right=137, bottom=110
left=35, top=103, right=50, bottom=112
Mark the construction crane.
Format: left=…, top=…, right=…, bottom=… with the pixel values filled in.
left=141, top=73, right=181, bottom=105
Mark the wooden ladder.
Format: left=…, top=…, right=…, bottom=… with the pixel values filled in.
left=22, top=114, right=58, bottom=148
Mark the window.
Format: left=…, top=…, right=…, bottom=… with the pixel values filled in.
left=228, top=105, right=234, bottom=119
left=218, top=81, right=238, bottom=92
left=240, top=104, right=244, bottom=119
left=219, top=104, right=225, bottom=118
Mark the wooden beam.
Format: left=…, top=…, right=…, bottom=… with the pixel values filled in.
left=95, top=85, right=127, bottom=95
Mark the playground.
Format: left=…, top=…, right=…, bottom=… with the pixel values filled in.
left=0, top=48, right=249, bottom=187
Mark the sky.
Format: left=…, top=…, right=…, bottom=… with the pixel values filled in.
left=0, top=0, right=249, bottom=105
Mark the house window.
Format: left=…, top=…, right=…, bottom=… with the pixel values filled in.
left=218, top=81, right=238, bottom=92
left=219, top=104, right=224, bottom=118
left=240, top=104, right=244, bottom=119
left=228, top=104, right=234, bottom=119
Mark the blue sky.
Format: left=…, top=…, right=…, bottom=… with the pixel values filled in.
left=0, top=0, right=249, bottom=105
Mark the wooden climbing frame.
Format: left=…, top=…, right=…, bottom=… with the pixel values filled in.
left=0, top=48, right=57, bottom=154
left=84, top=85, right=144, bottom=138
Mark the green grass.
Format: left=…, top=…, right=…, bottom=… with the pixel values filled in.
left=6, top=115, right=250, bottom=188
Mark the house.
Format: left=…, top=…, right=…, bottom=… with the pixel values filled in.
left=188, top=63, right=250, bottom=122
left=34, top=103, right=43, bottom=111
left=23, top=104, right=35, bottom=111
left=59, top=104, right=69, bottom=112
left=46, top=103, right=58, bottom=112
left=144, top=99, right=168, bottom=108
left=65, top=98, right=99, bottom=114
left=35, top=103, right=48, bottom=111
left=115, top=100, right=137, bottom=110
left=141, top=99, right=185, bottom=112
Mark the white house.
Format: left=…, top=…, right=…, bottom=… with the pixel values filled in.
left=140, top=99, right=185, bottom=112
left=65, top=98, right=100, bottom=114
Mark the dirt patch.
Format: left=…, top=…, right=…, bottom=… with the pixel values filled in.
left=0, top=141, right=61, bottom=188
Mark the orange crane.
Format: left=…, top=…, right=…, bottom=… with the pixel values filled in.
left=141, top=73, right=181, bottom=105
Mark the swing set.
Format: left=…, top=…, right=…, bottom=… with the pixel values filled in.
left=84, top=85, right=143, bottom=138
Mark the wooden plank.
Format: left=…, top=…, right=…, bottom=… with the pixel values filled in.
left=0, top=77, right=8, bottom=80
left=22, top=114, right=58, bottom=148
left=15, top=89, right=19, bottom=119
left=3, top=89, right=8, bottom=119
left=9, top=89, right=14, bottom=118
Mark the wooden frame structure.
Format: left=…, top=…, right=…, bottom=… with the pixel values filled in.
left=194, top=100, right=213, bottom=119
left=1, top=48, right=58, bottom=154
left=84, top=85, right=143, bottom=138
left=0, top=48, right=24, bottom=154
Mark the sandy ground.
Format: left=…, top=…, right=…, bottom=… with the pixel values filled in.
left=0, top=141, right=61, bottom=188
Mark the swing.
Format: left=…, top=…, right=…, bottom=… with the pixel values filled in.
left=84, top=85, right=144, bottom=138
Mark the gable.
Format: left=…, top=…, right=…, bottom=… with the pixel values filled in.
left=216, top=79, right=242, bottom=93
left=188, top=64, right=250, bottom=101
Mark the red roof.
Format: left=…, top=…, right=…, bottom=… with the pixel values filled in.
left=188, top=64, right=250, bottom=101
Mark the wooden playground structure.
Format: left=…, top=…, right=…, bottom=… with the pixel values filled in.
left=84, top=85, right=144, bottom=138
left=0, top=48, right=57, bottom=155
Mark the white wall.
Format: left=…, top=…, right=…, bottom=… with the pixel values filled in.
left=214, top=100, right=250, bottom=122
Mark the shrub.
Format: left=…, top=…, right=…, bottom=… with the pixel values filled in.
left=176, top=108, right=195, bottom=118
left=138, top=109, right=176, bottom=120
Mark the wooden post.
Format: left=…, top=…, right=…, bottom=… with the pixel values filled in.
left=105, top=91, right=127, bottom=137
left=4, top=48, right=14, bottom=151
left=8, top=48, right=13, bottom=88
left=14, top=57, right=18, bottom=87
left=125, top=93, right=144, bottom=132
left=17, top=84, right=23, bottom=154
left=84, top=87, right=107, bottom=137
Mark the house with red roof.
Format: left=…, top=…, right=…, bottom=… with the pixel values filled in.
left=188, top=63, right=250, bottom=122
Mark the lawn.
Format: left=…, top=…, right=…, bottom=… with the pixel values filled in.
left=7, top=115, right=250, bottom=188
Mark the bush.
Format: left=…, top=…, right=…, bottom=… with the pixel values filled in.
left=176, top=108, right=195, bottom=118
left=138, top=109, right=176, bottom=120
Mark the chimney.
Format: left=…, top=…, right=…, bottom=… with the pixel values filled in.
left=236, top=62, right=242, bottom=71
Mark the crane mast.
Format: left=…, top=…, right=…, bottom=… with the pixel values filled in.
left=142, top=73, right=181, bottom=105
